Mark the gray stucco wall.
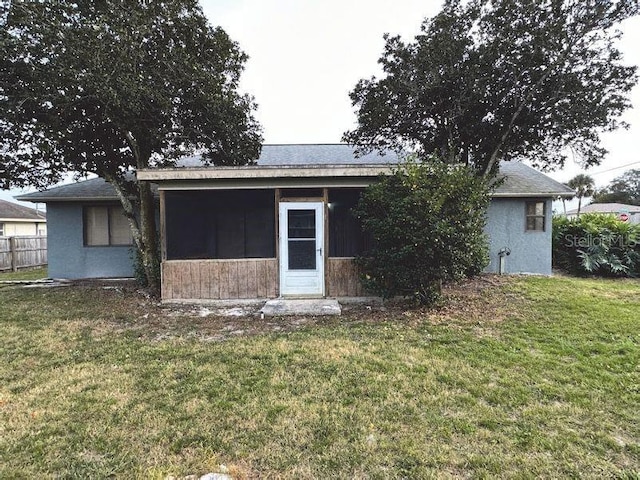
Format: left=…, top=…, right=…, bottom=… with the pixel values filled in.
left=47, top=203, right=135, bottom=279
left=484, top=198, right=552, bottom=275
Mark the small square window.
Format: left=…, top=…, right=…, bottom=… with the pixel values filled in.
left=84, top=206, right=133, bottom=246
left=525, top=201, right=546, bottom=232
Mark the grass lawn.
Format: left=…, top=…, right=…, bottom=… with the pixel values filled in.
left=0, top=276, right=638, bottom=478
left=0, top=266, right=48, bottom=281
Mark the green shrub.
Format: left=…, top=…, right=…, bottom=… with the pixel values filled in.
left=354, top=159, right=491, bottom=305
left=552, top=213, right=640, bottom=277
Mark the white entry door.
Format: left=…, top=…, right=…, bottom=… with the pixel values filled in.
left=279, top=202, right=324, bottom=296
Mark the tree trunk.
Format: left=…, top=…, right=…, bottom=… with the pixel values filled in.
left=119, top=131, right=161, bottom=296
left=577, top=196, right=582, bottom=218
left=138, top=180, right=160, bottom=294
left=104, top=171, right=160, bottom=296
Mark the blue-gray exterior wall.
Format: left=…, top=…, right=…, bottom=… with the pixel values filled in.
left=484, top=198, right=553, bottom=275
left=47, top=203, right=134, bottom=279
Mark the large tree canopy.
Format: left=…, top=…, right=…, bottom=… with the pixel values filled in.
left=592, top=168, right=640, bottom=205
left=344, top=0, right=639, bottom=176
left=0, top=0, right=262, bottom=291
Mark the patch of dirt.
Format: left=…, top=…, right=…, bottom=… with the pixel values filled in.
left=429, top=274, right=528, bottom=336
left=339, top=274, right=526, bottom=338
left=47, top=274, right=526, bottom=342
left=436, top=274, right=524, bottom=314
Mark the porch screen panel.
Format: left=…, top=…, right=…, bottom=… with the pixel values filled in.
left=165, top=192, right=211, bottom=259
left=245, top=208, right=275, bottom=257
left=165, top=190, right=275, bottom=260
left=216, top=210, right=245, bottom=259
left=328, top=188, right=370, bottom=257
left=280, top=188, right=323, bottom=198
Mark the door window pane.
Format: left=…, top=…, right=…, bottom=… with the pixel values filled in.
left=288, top=240, right=316, bottom=270
left=288, top=210, right=315, bottom=238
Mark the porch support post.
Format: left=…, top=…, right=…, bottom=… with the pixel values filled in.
left=159, top=190, right=167, bottom=261
left=323, top=187, right=329, bottom=297
left=274, top=188, right=281, bottom=297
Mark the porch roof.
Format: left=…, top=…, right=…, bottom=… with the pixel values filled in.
left=138, top=157, right=573, bottom=198
left=138, top=164, right=393, bottom=180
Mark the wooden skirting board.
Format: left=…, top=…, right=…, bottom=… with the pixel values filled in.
left=162, top=257, right=365, bottom=301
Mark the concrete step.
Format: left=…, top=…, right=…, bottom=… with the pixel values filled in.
left=260, top=298, right=341, bottom=317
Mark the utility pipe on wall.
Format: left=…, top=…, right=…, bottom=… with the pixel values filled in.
left=498, top=247, right=511, bottom=275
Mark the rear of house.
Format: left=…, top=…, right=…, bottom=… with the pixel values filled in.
left=18, top=178, right=136, bottom=279
left=19, top=144, right=574, bottom=300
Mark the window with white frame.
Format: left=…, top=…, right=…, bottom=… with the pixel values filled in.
left=525, top=201, right=546, bottom=232
left=0, top=222, right=4, bottom=236
left=83, top=206, right=133, bottom=246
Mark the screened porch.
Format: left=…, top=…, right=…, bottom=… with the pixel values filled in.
left=160, top=187, right=370, bottom=301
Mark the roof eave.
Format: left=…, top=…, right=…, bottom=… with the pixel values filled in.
left=16, top=195, right=120, bottom=203
left=493, top=191, right=575, bottom=198
left=137, top=164, right=394, bottom=181
left=0, top=217, right=47, bottom=222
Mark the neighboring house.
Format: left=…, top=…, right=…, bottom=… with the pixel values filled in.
left=0, top=198, right=47, bottom=237
left=566, top=202, right=640, bottom=223
left=18, top=144, right=573, bottom=300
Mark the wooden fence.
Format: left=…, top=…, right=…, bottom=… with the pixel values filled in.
left=0, top=236, right=48, bottom=272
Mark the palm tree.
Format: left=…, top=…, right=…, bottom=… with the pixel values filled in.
left=559, top=193, right=574, bottom=216
left=567, top=174, right=595, bottom=217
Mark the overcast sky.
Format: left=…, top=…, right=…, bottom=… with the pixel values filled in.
left=4, top=0, right=640, bottom=206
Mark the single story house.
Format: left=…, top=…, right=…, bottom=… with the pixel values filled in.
left=0, top=198, right=47, bottom=237
left=566, top=202, right=640, bottom=223
left=18, top=144, right=573, bottom=301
